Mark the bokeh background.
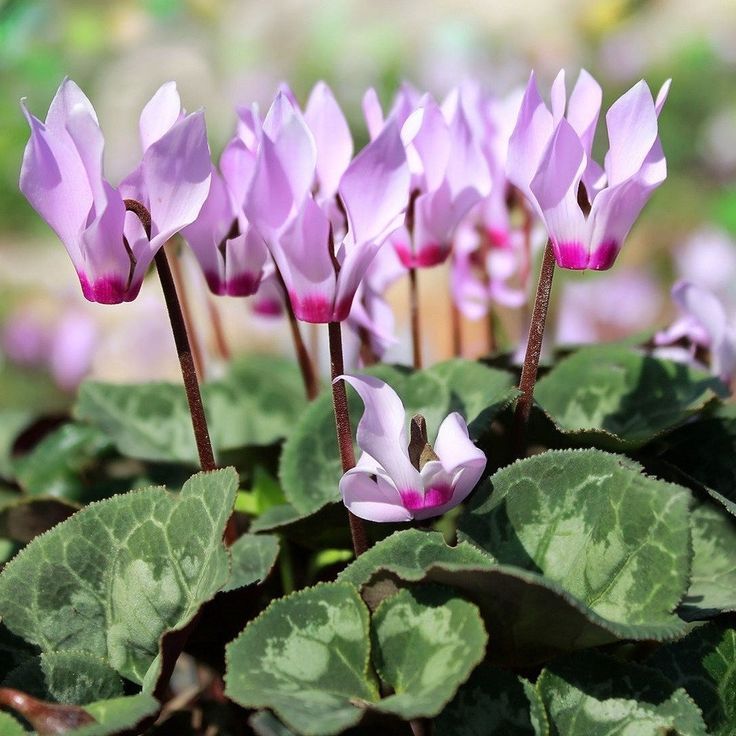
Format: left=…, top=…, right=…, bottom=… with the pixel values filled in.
left=2, top=0, right=736, bottom=409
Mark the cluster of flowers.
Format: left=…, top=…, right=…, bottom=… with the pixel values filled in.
left=19, top=71, right=671, bottom=521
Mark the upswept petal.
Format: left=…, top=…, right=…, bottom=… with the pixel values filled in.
left=304, top=81, right=353, bottom=198
left=529, top=119, right=588, bottom=268
left=339, top=119, right=409, bottom=246
left=506, top=72, right=554, bottom=204
left=362, top=87, right=384, bottom=140
left=401, top=96, right=450, bottom=191
left=550, top=69, right=567, bottom=123
left=45, top=78, right=99, bottom=133
left=604, top=80, right=658, bottom=186
left=19, top=103, right=91, bottom=267
left=333, top=240, right=382, bottom=320
left=220, top=136, right=257, bottom=214
left=340, top=468, right=413, bottom=522
left=262, top=91, right=317, bottom=206
left=434, top=412, right=486, bottom=476
left=340, top=374, right=423, bottom=496
left=567, top=69, right=602, bottom=155
left=655, top=79, right=672, bottom=116
left=142, top=110, right=212, bottom=251
left=245, top=132, right=295, bottom=237
left=272, top=197, right=335, bottom=322
left=235, top=103, right=262, bottom=149
left=139, top=81, right=183, bottom=152
left=445, top=99, right=491, bottom=201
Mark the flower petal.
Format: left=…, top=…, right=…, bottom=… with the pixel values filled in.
left=143, top=110, right=212, bottom=251
left=529, top=119, right=588, bottom=268
left=339, top=119, right=409, bottom=246
left=340, top=467, right=413, bottom=522
left=223, top=227, right=268, bottom=296
left=139, top=81, right=183, bottom=152
left=340, top=374, right=422, bottom=496
left=304, top=81, right=353, bottom=198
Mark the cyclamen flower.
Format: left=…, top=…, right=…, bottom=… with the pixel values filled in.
left=507, top=70, right=670, bottom=270
left=374, top=89, right=491, bottom=268
left=182, top=105, right=268, bottom=296
left=654, top=281, right=736, bottom=386
left=339, top=375, right=487, bottom=522
left=20, top=79, right=211, bottom=303
left=245, top=85, right=410, bottom=323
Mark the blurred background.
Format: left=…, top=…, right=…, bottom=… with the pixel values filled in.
left=1, top=0, right=735, bottom=409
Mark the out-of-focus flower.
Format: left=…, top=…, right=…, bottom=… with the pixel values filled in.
left=339, top=374, right=486, bottom=522
left=182, top=104, right=268, bottom=296
left=20, top=79, right=211, bottom=304
left=674, top=227, right=736, bottom=303
left=507, top=70, right=670, bottom=271
left=654, top=281, right=736, bottom=386
left=1, top=306, right=98, bottom=390
left=245, top=87, right=410, bottom=323
left=555, top=269, right=663, bottom=345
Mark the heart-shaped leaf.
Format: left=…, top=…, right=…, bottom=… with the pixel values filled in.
left=223, top=533, right=280, bottom=593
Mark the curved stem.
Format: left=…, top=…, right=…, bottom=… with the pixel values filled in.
left=328, top=321, right=369, bottom=557
left=450, top=299, right=463, bottom=358
left=512, top=239, right=556, bottom=458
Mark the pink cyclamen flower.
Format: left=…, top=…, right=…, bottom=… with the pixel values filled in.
left=245, top=86, right=410, bottom=323
left=339, top=374, right=487, bottom=522
left=182, top=105, right=269, bottom=296
left=20, top=79, right=211, bottom=303
left=507, top=70, right=669, bottom=270
left=654, top=281, right=736, bottom=386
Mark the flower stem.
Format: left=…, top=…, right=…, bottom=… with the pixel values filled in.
left=409, top=266, right=422, bottom=369
left=450, top=299, right=463, bottom=358
left=124, top=200, right=235, bottom=545
left=274, top=268, right=319, bottom=401
left=168, top=242, right=205, bottom=380
left=207, top=295, right=231, bottom=362
left=328, top=320, right=369, bottom=557
left=512, top=239, right=556, bottom=457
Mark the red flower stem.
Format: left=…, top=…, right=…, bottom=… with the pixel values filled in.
left=274, top=268, right=319, bottom=401
left=512, top=239, right=556, bottom=458
left=124, top=200, right=235, bottom=545
left=167, top=242, right=205, bottom=380
left=409, top=266, right=422, bottom=369
left=328, top=320, right=369, bottom=557
left=207, top=295, right=232, bottom=362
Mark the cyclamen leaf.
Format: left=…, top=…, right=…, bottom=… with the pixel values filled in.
left=279, top=360, right=515, bottom=516
left=534, top=345, right=726, bottom=449
left=459, top=449, right=692, bottom=631
left=73, top=693, right=161, bottom=736
left=0, top=712, right=25, bottom=736
left=0, top=468, right=238, bottom=685
left=223, top=533, right=280, bottom=593
left=225, top=582, right=378, bottom=736
left=648, top=622, right=736, bottom=735
left=74, top=354, right=307, bottom=464
left=536, top=653, right=708, bottom=735
left=0, top=409, right=33, bottom=480
left=2, top=652, right=123, bottom=704
left=680, top=502, right=736, bottom=620
left=371, top=586, right=487, bottom=719
left=435, top=663, right=546, bottom=736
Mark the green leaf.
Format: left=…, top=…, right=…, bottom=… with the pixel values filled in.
left=73, top=693, right=161, bottom=736
left=279, top=361, right=514, bottom=516
left=0, top=712, right=25, bottom=736
left=0, top=468, right=238, bottom=684
left=74, top=354, right=307, bottom=464
left=249, top=710, right=299, bottom=735
left=681, top=502, right=736, bottom=620
left=536, top=652, right=708, bottom=735
left=2, top=651, right=123, bottom=704
left=648, top=623, right=736, bottom=735
left=223, top=533, right=280, bottom=593
left=338, top=529, right=494, bottom=589
left=0, top=409, right=33, bottom=480
left=371, top=585, right=487, bottom=719
left=225, top=582, right=378, bottom=736
left=534, top=346, right=725, bottom=449
left=12, top=423, right=114, bottom=502
left=435, top=664, right=546, bottom=736
left=459, top=449, right=692, bottom=632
